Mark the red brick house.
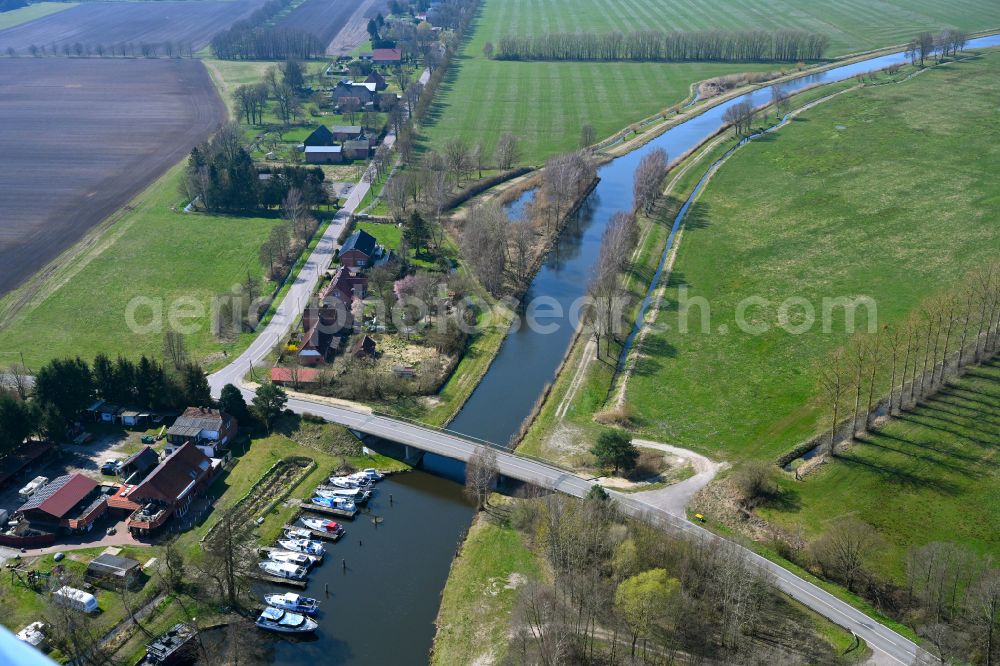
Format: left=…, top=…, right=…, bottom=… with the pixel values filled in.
left=125, top=443, right=216, bottom=536
left=14, top=474, right=108, bottom=533
left=339, top=230, right=386, bottom=269
left=323, top=265, right=368, bottom=305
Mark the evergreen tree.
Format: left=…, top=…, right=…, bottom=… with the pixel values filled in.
left=591, top=429, right=639, bottom=474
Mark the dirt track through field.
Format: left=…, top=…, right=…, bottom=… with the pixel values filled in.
left=276, top=0, right=368, bottom=53
left=325, top=0, right=381, bottom=55
left=0, top=58, right=225, bottom=298
left=0, top=0, right=268, bottom=53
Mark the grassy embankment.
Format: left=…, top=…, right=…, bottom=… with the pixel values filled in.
left=432, top=511, right=541, bottom=665
left=422, top=0, right=1000, bottom=163
left=0, top=2, right=75, bottom=30
left=516, top=70, right=874, bottom=467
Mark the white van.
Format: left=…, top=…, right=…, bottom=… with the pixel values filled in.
left=18, top=476, right=49, bottom=501
left=52, top=586, right=98, bottom=614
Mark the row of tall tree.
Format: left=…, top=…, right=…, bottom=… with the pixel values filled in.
left=585, top=148, right=669, bottom=357
left=495, top=29, right=829, bottom=62
left=210, top=0, right=324, bottom=60
left=907, top=29, right=969, bottom=67
left=817, top=261, right=1000, bottom=454
left=8, top=41, right=196, bottom=58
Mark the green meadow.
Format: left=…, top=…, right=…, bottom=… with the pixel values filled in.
left=0, top=166, right=278, bottom=368
left=627, top=51, right=1000, bottom=461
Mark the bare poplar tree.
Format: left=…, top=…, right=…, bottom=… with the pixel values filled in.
left=818, top=348, right=849, bottom=454
left=633, top=148, right=669, bottom=215
left=465, top=445, right=499, bottom=510
left=495, top=132, right=521, bottom=172
left=162, top=330, right=187, bottom=371
left=444, top=137, right=472, bottom=186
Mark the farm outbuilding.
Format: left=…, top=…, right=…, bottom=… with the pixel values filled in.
left=86, top=553, right=142, bottom=589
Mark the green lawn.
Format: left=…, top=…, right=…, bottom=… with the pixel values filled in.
left=758, top=361, right=1000, bottom=583
left=627, top=50, right=1000, bottom=462
left=422, top=57, right=775, bottom=164
left=432, top=512, right=541, bottom=666
left=0, top=2, right=75, bottom=30
left=0, top=165, right=279, bottom=368
left=422, top=0, right=1000, bottom=163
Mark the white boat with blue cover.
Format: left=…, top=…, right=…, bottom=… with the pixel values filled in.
left=255, top=606, right=318, bottom=633
left=311, top=496, right=357, bottom=513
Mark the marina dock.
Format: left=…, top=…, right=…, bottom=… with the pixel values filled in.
left=250, top=572, right=307, bottom=589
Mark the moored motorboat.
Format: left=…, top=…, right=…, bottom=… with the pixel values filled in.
left=284, top=526, right=314, bottom=540
left=255, top=606, right=318, bottom=633
left=329, top=475, right=370, bottom=489
left=259, top=560, right=308, bottom=581
left=315, top=486, right=371, bottom=503
left=277, top=538, right=325, bottom=557
left=267, top=549, right=319, bottom=568
left=361, top=468, right=384, bottom=482
left=263, top=592, right=320, bottom=616
left=301, top=517, right=344, bottom=535
left=311, top=496, right=357, bottom=513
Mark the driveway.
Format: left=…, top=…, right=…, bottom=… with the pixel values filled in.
left=626, top=440, right=727, bottom=517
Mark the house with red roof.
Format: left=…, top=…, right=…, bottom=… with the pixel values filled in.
left=124, top=443, right=217, bottom=536
left=270, top=367, right=321, bottom=385
left=371, top=47, right=402, bottom=64
left=14, top=473, right=108, bottom=533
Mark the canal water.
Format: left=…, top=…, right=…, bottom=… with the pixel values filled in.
left=449, top=33, right=1000, bottom=446
left=243, top=34, right=1000, bottom=665
left=243, top=454, right=473, bottom=666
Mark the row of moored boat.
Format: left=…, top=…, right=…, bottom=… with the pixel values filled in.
left=254, top=468, right=384, bottom=634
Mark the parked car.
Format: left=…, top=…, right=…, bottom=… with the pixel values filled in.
left=100, top=460, right=120, bottom=475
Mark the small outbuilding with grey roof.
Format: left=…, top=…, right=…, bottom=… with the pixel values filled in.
left=330, top=125, right=364, bottom=141
left=86, top=553, right=142, bottom=589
